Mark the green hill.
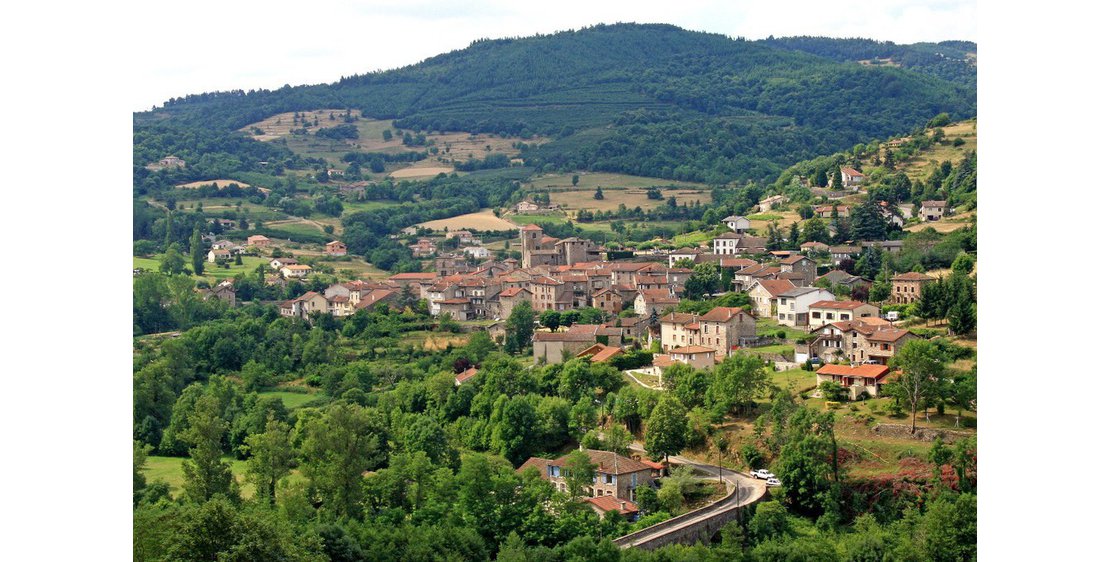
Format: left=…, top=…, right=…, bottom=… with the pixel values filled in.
left=134, top=23, right=975, bottom=185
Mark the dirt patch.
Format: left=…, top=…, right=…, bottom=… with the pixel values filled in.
left=177, top=179, right=251, bottom=189
left=389, top=166, right=455, bottom=179
left=417, top=209, right=520, bottom=232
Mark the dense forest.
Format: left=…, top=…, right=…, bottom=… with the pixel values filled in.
left=760, top=36, right=977, bottom=88
left=134, top=24, right=975, bottom=185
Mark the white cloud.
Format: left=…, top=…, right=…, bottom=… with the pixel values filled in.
left=129, top=0, right=976, bottom=111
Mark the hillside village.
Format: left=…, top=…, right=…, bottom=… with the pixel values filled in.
left=129, top=24, right=978, bottom=561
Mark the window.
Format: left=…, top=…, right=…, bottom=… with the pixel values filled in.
left=605, top=473, right=614, bottom=484
left=812, top=312, right=820, bottom=318
left=826, top=313, right=834, bottom=319
left=840, top=314, right=849, bottom=320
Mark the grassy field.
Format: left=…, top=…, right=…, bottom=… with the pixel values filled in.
left=144, top=456, right=307, bottom=500
left=755, top=318, right=811, bottom=341
left=265, top=220, right=325, bottom=237
left=903, top=211, right=976, bottom=233
left=519, top=172, right=712, bottom=213
left=133, top=255, right=272, bottom=282
left=258, top=390, right=319, bottom=409
left=670, top=229, right=715, bottom=248
left=418, top=209, right=520, bottom=232
left=389, top=165, right=455, bottom=179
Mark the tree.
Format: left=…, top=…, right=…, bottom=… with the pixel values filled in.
left=644, top=395, right=686, bottom=464
left=947, top=368, right=976, bottom=428
left=490, top=395, right=537, bottom=465
left=242, top=415, right=294, bottom=505
left=300, top=402, right=388, bottom=517
left=888, top=340, right=947, bottom=433
left=830, top=167, right=843, bottom=190
left=539, top=309, right=562, bottom=332
left=749, top=500, right=790, bottom=542
left=801, top=218, right=829, bottom=244
left=504, top=302, right=535, bottom=355
left=572, top=174, right=580, bottom=187
left=382, top=129, right=393, bottom=141
left=883, top=147, right=896, bottom=170
left=593, top=187, right=604, bottom=200
left=181, top=394, right=239, bottom=503
left=563, top=449, right=597, bottom=499
left=946, top=274, right=976, bottom=336
left=707, top=354, right=770, bottom=416
left=850, top=200, right=887, bottom=241
left=787, top=221, right=800, bottom=250
left=951, top=252, right=975, bottom=275
left=160, top=243, right=186, bottom=275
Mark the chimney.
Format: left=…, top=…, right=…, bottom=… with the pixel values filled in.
left=620, top=501, right=626, bottom=511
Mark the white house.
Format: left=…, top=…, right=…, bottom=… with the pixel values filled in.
left=775, top=287, right=836, bottom=327
left=722, top=216, right=751, bottom=233
left=712, top=232, right=742, bottom=255
left=463, top=246, right=490, bottom=259
left=280, top=264, right=313, bottom=279
left=840, top=167, right=865, bottom=190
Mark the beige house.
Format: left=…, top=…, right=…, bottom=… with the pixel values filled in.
left=667, top=345, right=717, bottom=369
left=280, top=264, right=313, bottom=279
left=518, top=449, right=655, bottom=502
left=891, top=272, right=936, bottom=304
left=207, top=248, right=231, bottom=263
left=722, top=216, right=751, bottom=232
left=758, top=194, right=788, bottom=212
left=247, top=235, right=272, bottom=247
left=279, top=291, right=328, bottom=319
left=659, top=307, right=757, bottom=357
left=840, top=167, right=865, bottom=189
left=532, top=331, right=598, bottom=364
left=747, top=278, right=796, bottom=317
left=634, top=289, right=679, bottom=315
left=325, top=240, right=347, bottom=256
left=807, top=300, right=881, bottom=328
left=919, top=200, right=949, bottom=221
left=816, top=364, right=890, bottom=400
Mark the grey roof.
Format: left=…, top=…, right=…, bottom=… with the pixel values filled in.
left=780, top=287, right=824, bottom=298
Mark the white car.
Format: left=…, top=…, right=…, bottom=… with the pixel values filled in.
left=766, top=477, right=782, bottom=487
left=750, top=469, right=773, bottom=480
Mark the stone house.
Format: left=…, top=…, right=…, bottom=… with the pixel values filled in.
left=247, top=235, right=272, bottom=247
left=778, top=255, right=816, bottom=287
left=891, top=272, right=936, bottom=304
left=666, top=345, right=717, bottom=370
left=532, top=331, right=599, bottom=364
left=325, top=240, right=347, bottom=256
left=517, top=449, right=655, bottom=503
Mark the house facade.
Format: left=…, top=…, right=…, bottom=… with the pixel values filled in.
left=518, top=449, right=654, bottom=503
left=776, top=287, right=836, bottom=327
left=816, top=364, right=890, bottom=400
left=807, top=300, right=881, bottom=328
left=325, top=240, right=347, bottom=256
left=891, top=272, right=936, bottom=304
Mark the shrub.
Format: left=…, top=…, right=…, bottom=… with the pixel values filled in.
left=776, top=330, right=786, bottom=339
left=953, top=138, right=965, bottom=147
left=741, top=444, right=764, bottom=470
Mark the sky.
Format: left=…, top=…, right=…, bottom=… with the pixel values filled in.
left=129, top=0, right=976, bottom=111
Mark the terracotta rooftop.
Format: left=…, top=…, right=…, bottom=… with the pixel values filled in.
left=670, top=345, right=717, bottom=355
left=817, top=364, right=890, bottom=378
left=810, top=300, right=871, bottom=310
left=892, top=272, right=936, bottom=281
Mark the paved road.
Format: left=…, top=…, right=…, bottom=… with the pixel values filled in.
left=615, top=446, right=766, bottom=549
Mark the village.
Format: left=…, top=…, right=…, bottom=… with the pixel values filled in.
left=190, top=165, right=961, bottom=420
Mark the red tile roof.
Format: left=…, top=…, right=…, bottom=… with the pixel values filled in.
left=755, top=278, right=797, bottom=297
left=892, top=272, right=936, bottom=281
left=454, top=367, right=479, bottom=384
left=816, top=364, right=890, bottom=378
left=699, top=306, right=749, bottom=323
left=585, top=495, right=639, bottom=516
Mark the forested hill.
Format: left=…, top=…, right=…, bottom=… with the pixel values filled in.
left=758, top=36, right=977, bottom=88
left=135, top=23, right=976, bottom=184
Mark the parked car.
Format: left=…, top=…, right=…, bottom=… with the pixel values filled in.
left=750, top=469, right=773, bottom=480
left=766, top=477, right=782, bottom=486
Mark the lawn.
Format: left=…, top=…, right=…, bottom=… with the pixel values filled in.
left=755, top=318, right=811, bottom=341
left=265, top=220, right=325, bottom=237
left=670, top=229, right=714, bottom=248
left=342, top=200, right=403, bottom=214
left=258, top=390, right=320, bottom=409
left=144, top=456, right=306, bottom=500
left=134, top=255, right=272, bottom=283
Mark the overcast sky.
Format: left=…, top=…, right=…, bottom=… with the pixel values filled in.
left=130, top=0, right=976, bottom=111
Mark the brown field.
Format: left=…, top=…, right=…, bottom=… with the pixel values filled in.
left=417, top=209, right=520, bottom=232
left=241, top=109, right=544, bottom=169
left=904, top=211, right=976, bottom=233
left=177, top=179, right=253, bottom=190
left=895, top=120, right=977, bottom=183
left=389, top=165, right=456, bottom=179
left=746, top=210, right=804, bottom=234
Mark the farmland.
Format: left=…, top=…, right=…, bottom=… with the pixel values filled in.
left=417, top=209, right=520, bottom=232
left=240, top=110, right=543, bottom=171
left=520, top=172, right=712, bottom=213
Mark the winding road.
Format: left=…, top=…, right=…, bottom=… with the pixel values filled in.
left=614, top=446, right=767, bottom=550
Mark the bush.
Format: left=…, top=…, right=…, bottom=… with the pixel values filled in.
left=952, top=137, right=965, bottom=147
left=776, top=330, right=786, bottom=339
left=741, top=444, right=764, bottom=470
